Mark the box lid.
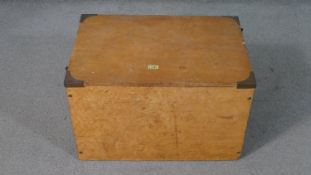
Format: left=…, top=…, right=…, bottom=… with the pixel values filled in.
left=66, top=15, right=255, bottom=88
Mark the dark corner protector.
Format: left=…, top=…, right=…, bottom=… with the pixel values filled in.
left=80, top=14, right=98, bottom=23
left=64, top=67, right=84, bottom=88
left=237, top=71, right=256, bottom=89
left=223, top=16, right=240, bottom=25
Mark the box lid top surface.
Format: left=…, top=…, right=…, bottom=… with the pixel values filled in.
left=67, top=15, right=253, bottom=87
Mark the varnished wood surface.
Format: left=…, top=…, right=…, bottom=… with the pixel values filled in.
left=67, top=86, right=254, bottom=160
left=68, top=15, right=251, bottom=87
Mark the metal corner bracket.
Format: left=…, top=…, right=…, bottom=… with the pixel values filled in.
left=64, top=67, right=84, bottom=87
left=237, top=71, right=256, bottom=89
left=80, top=14, right=98, bottom=23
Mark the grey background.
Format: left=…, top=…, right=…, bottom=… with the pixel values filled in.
left=1, top=0, right=311, bottom=174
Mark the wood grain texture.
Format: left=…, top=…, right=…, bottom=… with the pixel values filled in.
left=68, top=15, right=251, bottom=87
left=67, top=86, right=254, bottom=160
left=65, top=15, right=255, bottom=160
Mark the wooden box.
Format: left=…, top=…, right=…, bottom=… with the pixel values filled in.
left=65, top=15, right=256, bottom=160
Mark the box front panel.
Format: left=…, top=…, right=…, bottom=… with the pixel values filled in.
left=66, top=86, right=254, bottom=160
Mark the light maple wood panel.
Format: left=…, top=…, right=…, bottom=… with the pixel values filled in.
left=68, top=15, right=250, bottom=87
left=67, top=86, right=254, bottom=160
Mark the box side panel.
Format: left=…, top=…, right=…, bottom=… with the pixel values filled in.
left=66, top=86, right=254, bottom=160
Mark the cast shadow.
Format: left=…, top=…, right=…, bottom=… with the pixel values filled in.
left=0, top=33, right=77, bottom=157
left=242, top=44, right=311, bottom=156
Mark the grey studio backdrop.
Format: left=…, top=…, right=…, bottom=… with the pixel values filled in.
left=0, top=0, right=311, bottom=175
